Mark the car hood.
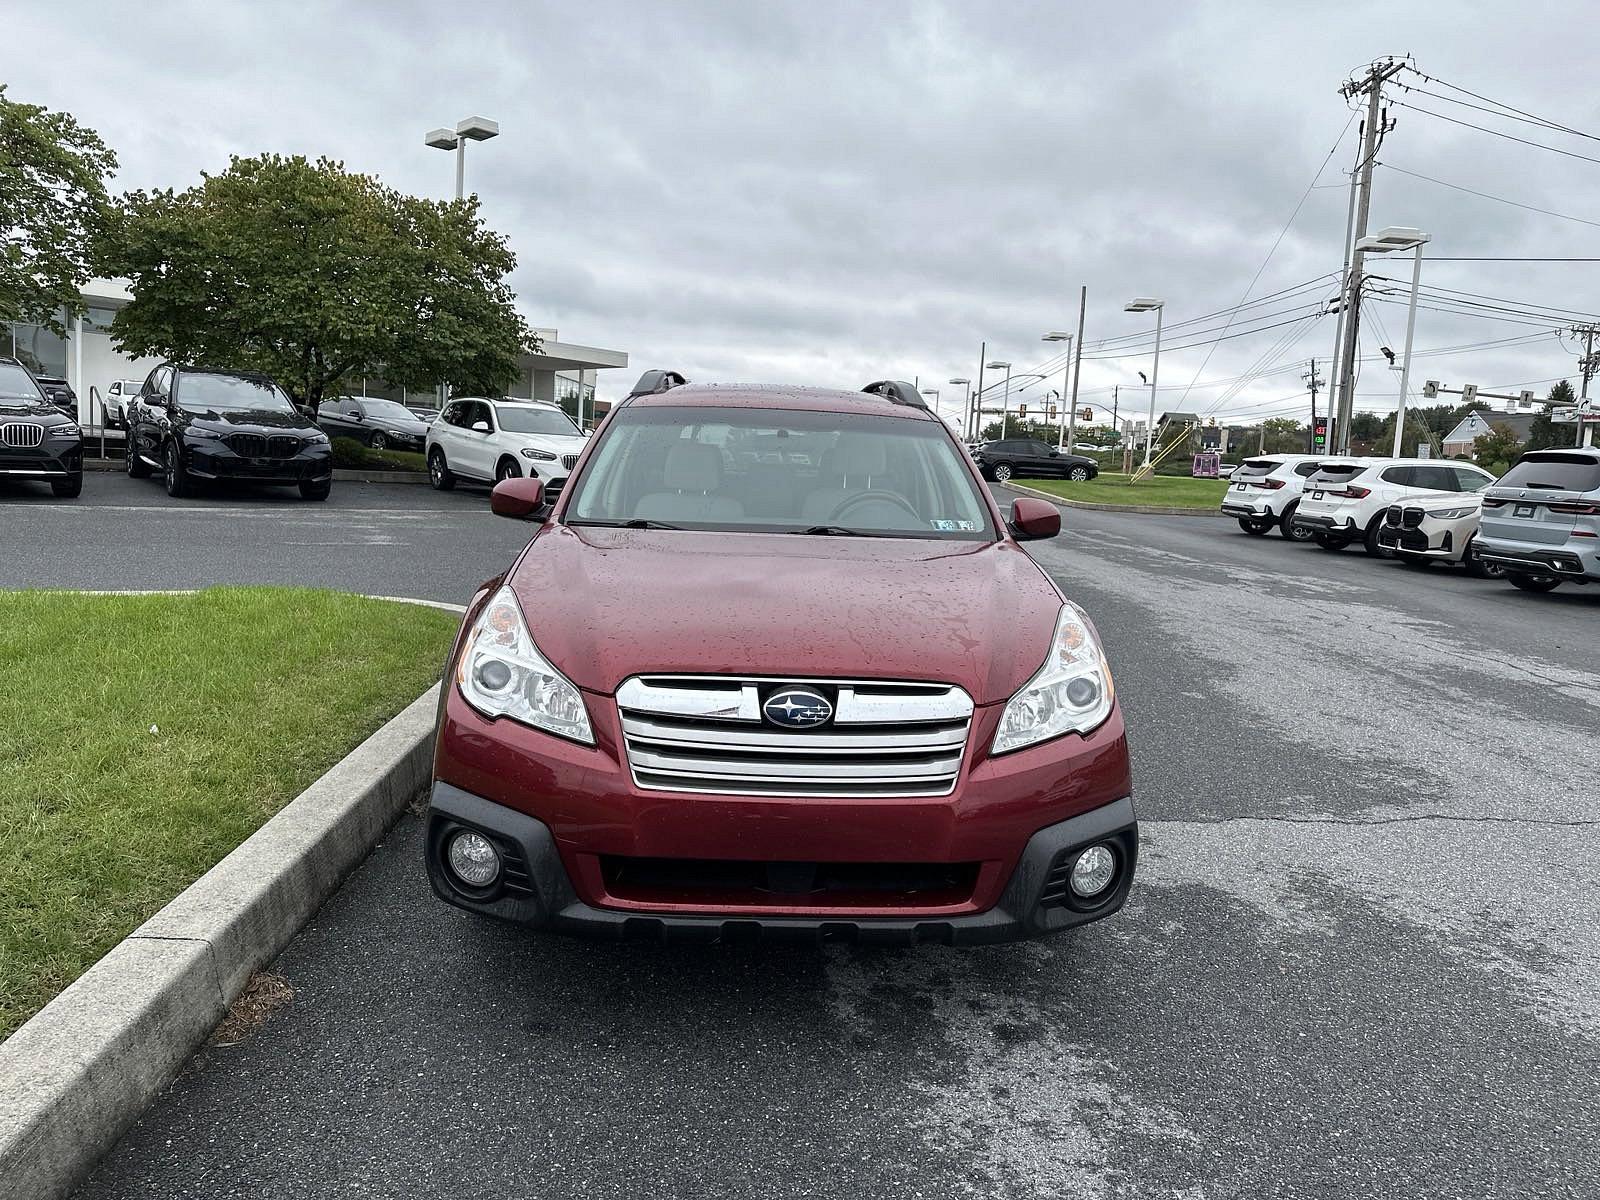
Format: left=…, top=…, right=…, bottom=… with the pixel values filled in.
left=1400, top=490, right=1482, bottom=511
left=508, top=527, right=1063, bottom=703
left=0, top=399, right=72, bottom=421
left=183, top=408, right=320, bottom=433
left=513, top=433, right=587, bottom=454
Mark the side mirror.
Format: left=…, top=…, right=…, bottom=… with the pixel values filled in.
left=471, top=421, right=491, bottom=433
left=491, top=476, right=545, bottom=519
left=350, top=411, right=363, bottom=421
left=1048, top=448, right=1060, bottom=457
left=1009, top=496, right=1060, bottom=541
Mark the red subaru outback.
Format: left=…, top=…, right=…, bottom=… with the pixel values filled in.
left=425, top=373, right=1136, bottom=943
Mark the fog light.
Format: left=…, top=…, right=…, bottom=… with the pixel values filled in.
left=1069, top=843, right=1118, bottom=898
left=446, top=830, right=501, bottom=887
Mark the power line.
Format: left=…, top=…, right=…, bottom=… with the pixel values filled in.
left=1366, top=277, right=1600, bottom=322
left=1390, top=99, right=1600, bottom=167
left=1394, top=82, right=1600, bottom=144
left=1426, top=257, right=1600, bottom=262
left=1401, top=66, right=1600, bottom=144
left=1381, top=164, right=1600, bottom=231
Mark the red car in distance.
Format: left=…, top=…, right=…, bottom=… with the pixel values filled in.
left=425, top=372, right=1136, bottom=943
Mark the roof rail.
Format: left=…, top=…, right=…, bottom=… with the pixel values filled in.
left=861, top=379, right=928, bottom=410
left=625, top=369, right=688, bottom=400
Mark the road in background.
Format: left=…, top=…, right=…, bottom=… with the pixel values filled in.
left=0, top=474, right=529, bottom=603
left=49, top=494, right=1600, bottom=1199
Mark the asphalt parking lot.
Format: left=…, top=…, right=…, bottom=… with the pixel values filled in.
left=0, top=472, right=529, bottom=603
left=20, top=485, right=1600, bottom=1198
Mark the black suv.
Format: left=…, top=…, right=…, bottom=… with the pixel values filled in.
left=127, top=364, right=333, bottom=500
left=975, top=438, right=1100, bottom=484
left=0, top=357, right=83, bottom=497
left=32, top=374, right=77, bottom=413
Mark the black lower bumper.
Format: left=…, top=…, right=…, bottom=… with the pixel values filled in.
left=425, top=781, right=1138, bottom=945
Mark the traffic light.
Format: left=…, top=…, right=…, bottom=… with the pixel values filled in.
left=1018, top=403, right=1027, bottom=419
left=1079, top=407, right=1093, bottom=421
left=1047, top=404, right=1057, bottom=419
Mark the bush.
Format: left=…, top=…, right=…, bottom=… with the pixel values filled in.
left=330, top=436, right=426, bottom=473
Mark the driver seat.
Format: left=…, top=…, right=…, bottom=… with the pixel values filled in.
left=800, top=439, right=894, bottom=523
left=634, top=443, right=745, bottom=523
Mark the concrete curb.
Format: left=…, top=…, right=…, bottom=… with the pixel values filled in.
left=0, top=683, right=442, bottom=1200
left=1002, top=480, right=1227, bottom=518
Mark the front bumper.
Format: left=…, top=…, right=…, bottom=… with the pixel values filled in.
left=185, top=443, right=333, bottom=482
left=0, top=444, right=82, bottom=478
left=426, top=780, right=1138, bottom=944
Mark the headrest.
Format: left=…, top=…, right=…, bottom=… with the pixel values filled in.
left=833, top=438, right=888, bottom=477
left=663, top=442, right=723, bottom=491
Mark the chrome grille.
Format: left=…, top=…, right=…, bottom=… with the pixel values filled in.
left=561, top=453, right=580, bottom=471
left=1, top=423, right=44, bottom=449
left=617, top=676, right=974, bottom=798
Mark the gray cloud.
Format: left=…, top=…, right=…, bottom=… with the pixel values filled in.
left=5, top=0, right=1596, bottom=425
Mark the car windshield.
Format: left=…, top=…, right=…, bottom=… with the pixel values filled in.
left=0, top=363, right=46, bottom=406
left=178, top=373, right=295, bottom=413
left=496, top=406, right=581, bottom=436
left=360, top=399, right=416, bottom=422
left=565, top=405, right=995, bottom=539
left=1496, top=453, right=1600, bottom=493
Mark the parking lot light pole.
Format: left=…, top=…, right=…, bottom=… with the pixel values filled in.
left=1355, top=227, right=1430, bottom=457
left=425, top=116, right=500, bottom=201
left=948, top=378, right=971, bottom=439
left=987, top=361, right=1013, bottom=438
left=1042, top=332, right=1073, bottom=449
left=1124, top=298, right=1164, bottom=467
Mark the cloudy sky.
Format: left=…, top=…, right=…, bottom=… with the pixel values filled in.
left=6, top=1, right=1597, bottom=428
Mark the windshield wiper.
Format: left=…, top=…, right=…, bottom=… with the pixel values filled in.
left=567, top=518, right=684, bottom=530
left=789, top=525, right=889, bottom=537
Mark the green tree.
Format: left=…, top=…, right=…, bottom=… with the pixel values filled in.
left=104, top=154, right=534, bottom=409
left=0, top=85, right=118, bottom=334
left=1473, top=422, right=1524, bottom=477
left=1527, top=380, right=1577, bottom=450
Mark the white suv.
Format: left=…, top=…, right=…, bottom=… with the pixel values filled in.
left=1219, top=453, right=1326, bottom=540
left=426, top=397, right=587, bottom=493
left=1292, top=458, right=1497, bottom=555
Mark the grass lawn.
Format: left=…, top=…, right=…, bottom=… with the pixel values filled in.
left=0, top=587, right=459, bottom=1040
left=1011, top=472, right=1229, bottom=509
left=331, top=436, right=428, bottom=473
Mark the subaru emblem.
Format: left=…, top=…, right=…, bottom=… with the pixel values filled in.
left=763, top=687, right=833, bottom=729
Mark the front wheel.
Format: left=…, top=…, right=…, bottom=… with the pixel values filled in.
left=1364, top=518, right=1394, bottom=558
left=1067, top=466, right=1090, bottom=482
left=428, top=448, right=455, bottom=491
left=992, top=463, right=1014, bottom=483
left=496, top=457, right=521, bottom=483
left=127, top=439, right=151, bottom=478
left=1278, top=501, right=1313, bottom=541
left=370, top=432, right=388, bottom=451
left=1508, top=572, right=1561, bottom=593
left=1238, top=516, right=1273, bottom=536
left=1464, top=538, right=1506, bottom=580
left=299, top=479, right=331, bottom=501
left=51, top=473, right=83, bottom=499
left=163, top=441, right=193, bottom=498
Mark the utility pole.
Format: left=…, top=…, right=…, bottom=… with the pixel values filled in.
left=1334, top=58, right=1405, bottom=454
left=973, top=342, right=986, bottom=441
left=1304, top=359, right=1322, bottom=453
left=1066, top=284, right=1087, bottom=453
left=1574, top=323, right=1599, bottom=448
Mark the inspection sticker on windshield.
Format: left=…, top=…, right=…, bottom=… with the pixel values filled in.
left=931, top=519, right=977, bottom=531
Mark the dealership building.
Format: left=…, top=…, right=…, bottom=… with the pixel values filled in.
left=6, top=279, right=628, bottom=427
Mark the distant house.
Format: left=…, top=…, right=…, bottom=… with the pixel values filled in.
left=1441, top=409, right=1540, bottom=458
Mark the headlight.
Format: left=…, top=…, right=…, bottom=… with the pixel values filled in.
left=456, top=586, right=593, bottom=744
left=304, top=432, right=330, bottom=445
left=53, top=424, right=81, bottom=438
left=388, top=430, right=414, bottom=441
left=993, top=604, right=1114, bottom=755
left=1425, top=506, right=1474, bottom=520
left=188, top=427, right=229, bottom=440
left=520, top=447, right=557, bottom=461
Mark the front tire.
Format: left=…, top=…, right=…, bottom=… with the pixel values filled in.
left=127, top=440, right=151, bottom=478
left=1363, top=517, right=1393, bottom=558
left=370, top=432, right=388, bottom=451
left=1508, top=572, right=1561, bottom=593
left=163, top=441, right=193, bottom=498
left=496, top=457, right=521, bottom=483
left=429, top=448, right=455, bottom=491
left=299, top=479, right=331, bottom=501
left=1067, top=466, right=1090, bottom=482
left=1278, top=501, right=1313, bottom=541
left=992, top=463, right=1014, bottom=483
left=1238, top=516, right=1273, bottom=536
left=51, top=473, right=83, bottom=499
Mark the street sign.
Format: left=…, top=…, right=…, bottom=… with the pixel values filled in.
left=1423, top=380, right=1439, bottom=398
left=1462, top=383, right=1478, bottom=402
left=1416, top=443, right=1432, bottom=459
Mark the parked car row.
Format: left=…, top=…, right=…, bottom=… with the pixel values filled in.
left=1220, top=448, right=1600, bottom=593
